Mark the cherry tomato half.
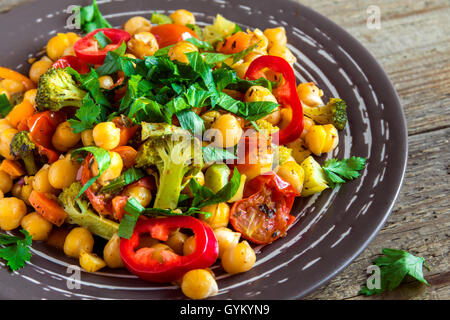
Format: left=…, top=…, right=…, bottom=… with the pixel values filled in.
left=230, top=172, right=299, bottom=244
left=151, top=24, right=198, bottom=48
left=52, top=56, right=90, bottom=74
left=74, top=28, right=131, bottom=65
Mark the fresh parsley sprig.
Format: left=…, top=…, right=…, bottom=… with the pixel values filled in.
left=360, top=248, right=430, bottom=296
left=0, top=93, right=12, bottom=118
left=322, top=156, right=367, bottom=188
left=0, top=230, right=32, bottom=271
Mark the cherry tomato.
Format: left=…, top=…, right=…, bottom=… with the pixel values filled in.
left=74, top=28, right=131, bottom=65
left=150, top=24, right=198, bottom=48
left=230, top=172, right=299, bottom=244
left=52, top=56, right=90, bottom=74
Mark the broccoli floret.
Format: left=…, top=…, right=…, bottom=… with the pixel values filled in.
left=136, top=124, right=203, bottom=209
left=302, top=98, right=348, bottom=130
left=10, top=131, right=38, bottom=175
left=36, top=68, right=87, bottom=111
left=58, top=182, right=119, bottom=240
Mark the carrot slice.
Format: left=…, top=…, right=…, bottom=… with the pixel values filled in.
left=5, top=99, right=35, bottom=128
left=29, top=190, right=67, bottom=227
left=0, top=159, right=25, bottom=177
left=0, top=67, right=35, bottom=91
left=112, top=145, right=138, bottom=169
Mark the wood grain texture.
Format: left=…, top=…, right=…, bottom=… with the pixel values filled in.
left=0, top=0, right=448, bottom=300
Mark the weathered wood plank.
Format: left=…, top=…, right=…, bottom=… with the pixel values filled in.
left=305, top=127, right=450, bottom=300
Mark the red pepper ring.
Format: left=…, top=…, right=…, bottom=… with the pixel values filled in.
left=120, top=216, right=218, bottom=283
left=244, top=55, right=304, bottom=145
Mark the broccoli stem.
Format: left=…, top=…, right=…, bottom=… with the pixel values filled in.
left=22, top=155, right=38, bottom=176
left=153, top=162, right=186, bottom=210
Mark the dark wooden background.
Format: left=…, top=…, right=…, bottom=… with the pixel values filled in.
left=1, top=0, right=448, bottom=300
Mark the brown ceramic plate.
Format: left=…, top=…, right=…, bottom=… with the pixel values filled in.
left=0, top=0, right=407, bottom=300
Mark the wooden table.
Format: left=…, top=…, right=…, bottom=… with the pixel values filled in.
left=1, top=0, right=448, bottom=300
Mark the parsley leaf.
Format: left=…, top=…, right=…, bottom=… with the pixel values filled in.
left=100, top=167, right=145, bottom=195
left=68, top=95, right=104, bottom=133
left=360, top=248, right=430, bottom=296
left=94, top=31, right=112, bottom=49
left=77, top=0, right=112, bottom=34
left=0, top=93, right=12, bottom=118
left=202, top=146, right=237, bottom=163
left=0, top=229, right=32, bottom=271
left=118, top=197, right=142, bottom=239
left=322, top=156, right=367, bottom=188
left=176, top=109, right=205, bottom=135
left=71, top=146, right=111, bottom=199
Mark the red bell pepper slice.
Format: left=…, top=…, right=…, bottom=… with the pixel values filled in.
left=230, top=172, right=299, bottom=244
left=52, top=55, right=90, bottom=74
left=27, top=111, right=65, bottom=163
left=120, top=216, right=218, bottom=283
left=244, top=55, right=304, bottom=145
left=74, top=28, right=131, bottom=65
left=151, top=24, right=199, bottom=48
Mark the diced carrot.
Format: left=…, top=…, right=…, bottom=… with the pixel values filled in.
left=112, top=145, right=138, bottom=169
left=0, top=67, right=36, bottom=91
left=216, top=31, right=251, bottom=54
left=0, top=159, right=25, bottom=177
left=5, top=100, right=35, bottom=128
left=29, top=190, right=67, bottom=227
left=112, top=195, right=128, bottom=221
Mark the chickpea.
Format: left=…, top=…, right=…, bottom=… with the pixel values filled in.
left=244, top=85, right=277, bottom=104
left=0, top=128, right=18, bottom=160
left=0, top=119, right=13, bottom=134
left=29, top=58, right=53, bottom=83
left=92, top=151, right=123, bottom=185
left=127, top=32, right=159, bottom=59
left=123, top=16, right=151, bottom=36
left=278, top=107, right=292, bottom=130
left=103, top=233, right=124, bottom=268
left=0, top=197, right=27, bottom=231
left=21, top=212, right=53, bottom=241
left=222, top=240, right=256, bottom=274
left=244, top=51, right=264, bottom=64
left=213, top=227, right=241, bottom=259
left=151, top=243, right=174, bottom=263
left=170, top=9, right=195, bottom=26
left=46, top=227, right=70, bottom=249
left=296, top=82, right=324, bottom=107
left=276, top=161, right=305, bottom=193
left=46, top=33, right=71, bottom=61
left=48, top=158, right=79, bottom=189
left=32, top=166, right=58, bottom=194
left=52, top=121, right=81, bottom=152
left=233, top=61, right=250, bottom=79
left=0, top=190, right=3, bottom=200
left=200, top=203, right=230, bottom=229
left=166, top=230, right=188, bottom=255
left=201, top=110, right=222, bottom=129
left=181, top=269, right=218, bottom=300
left=93, top=122, right=121, bottom=150
left=235, top=132, right=273, bottom=180
left=23, top=89, right=38, bottom=106
left=79, top=251, right=106, bottom=272
left=209, top=114, right=243, bottom=148
left=123, top=186, right=152, bottom=207
left=63, top=227, right=94, bottom=258
left=0, top=170, right=13, bottom=194
left=286, top=137, right=312, bottom=165
left=98, top=75, right=115, bottom=90
left=168, top=41, right=198, bottom=64
left=248, top=28, right=269, bottom=54
left=183, top=235, right=196, bottom=256
left=182, top=170, right=205, bottom=197
left=264, top=27, right=287, bottom=48
left=268, top=45, right=296, bottom=65
left=0, top=79, right=25, bottom=95
left=305, top=124, right=339, bottom=156
left=300, top=116, right=315, bottom=139
left=79, top=129, right=94, bottom=147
